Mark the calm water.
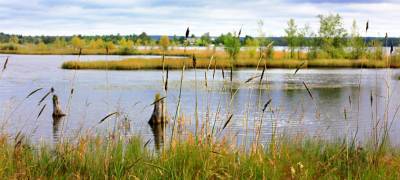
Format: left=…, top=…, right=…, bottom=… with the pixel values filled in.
left=1, top=54, right=400, bottom=148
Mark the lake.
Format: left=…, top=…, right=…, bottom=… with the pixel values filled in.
left=1, top=54, right=400, bottom=149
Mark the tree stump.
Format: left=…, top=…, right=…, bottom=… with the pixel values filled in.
left=150, top=123, right=164, bottom=151
left=52, top=95, right=66, bottom=117
left=148, top=94, right=167, bottom=125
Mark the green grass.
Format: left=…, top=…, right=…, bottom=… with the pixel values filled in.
left=1, top=134, right=400, bottom=179
left=62, top=58, right=400, bottom=70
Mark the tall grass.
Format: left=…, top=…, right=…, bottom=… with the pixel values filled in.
left=0, top=133, right=400, bottom=179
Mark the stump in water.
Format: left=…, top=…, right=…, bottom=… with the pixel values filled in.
left=150, top=123, right=164, bottom=151
left=52, top=116, right=63, bottom=143
left=52, top=95, right=66, bottom=117
left=148, top=94, right=167, bottom=125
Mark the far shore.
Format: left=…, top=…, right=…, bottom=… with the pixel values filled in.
left=2, top=48, right=399, bottom=70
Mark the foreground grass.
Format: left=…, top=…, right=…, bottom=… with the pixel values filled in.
left=62, top=58, right=400, bottom=70
left=1, top=134, right=400, bottom=179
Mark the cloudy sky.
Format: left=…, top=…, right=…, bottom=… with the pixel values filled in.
left=0, top=0, right=398, bottom=37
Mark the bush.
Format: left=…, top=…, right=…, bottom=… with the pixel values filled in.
left=0, top=43, right=18, bottom=51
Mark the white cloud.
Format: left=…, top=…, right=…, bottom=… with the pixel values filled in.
left=0, top=0, right=398, bottom=37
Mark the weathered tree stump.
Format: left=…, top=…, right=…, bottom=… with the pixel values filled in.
left=52, top=115, right=63, bottom=143
left=52, top=95, right=66, bottom=117
left=148, top=94, right=167, bottom=125
left=150, top=123, right=164, bottom=151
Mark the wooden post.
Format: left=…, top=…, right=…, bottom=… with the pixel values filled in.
left=148, top=94, right=167, bottom=125
left=52, top=95, right=65, bottom=117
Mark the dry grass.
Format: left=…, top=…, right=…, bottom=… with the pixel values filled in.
left=62, top=57, right=400, bottom=70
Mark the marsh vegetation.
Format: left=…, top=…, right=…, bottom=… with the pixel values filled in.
left=1, top=13, right=400, bottom=179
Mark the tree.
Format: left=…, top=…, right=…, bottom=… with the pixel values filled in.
left=349, top=20, right=365, bottom=59
left=54, top=37, right=66, bottom=48
left=223, top=32, right=241, bottom=62
left=95, top=38, right=105, bottom=49
left=71, top=36, right=84, bottom=50
left=159, top=36, right=170, bottom=51
left=9, top=36, right=19, bottom=44
left=37, top=40, right=47, bottom=50
left=318, top=14, right=347, bottom=58
left=126, top=39, right=134, bottom=49
left=119, top=37, right=127, bottom=47
left=104, top=41, right=115, bottom=53
left=284, top=19, right=298, bottom=59
left=199, top=32, right=211, bottom=46
left=138, top=32, right=151, bottom=44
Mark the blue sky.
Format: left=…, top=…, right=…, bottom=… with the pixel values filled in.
left=0, top=0, right=398, bottom=37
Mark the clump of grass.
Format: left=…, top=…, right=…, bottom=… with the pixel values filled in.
left=0, top=133, right=400, bottom=179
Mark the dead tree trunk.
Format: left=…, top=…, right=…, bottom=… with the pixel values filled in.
left=148, top=94, right=167, bottom=125
left=52, top=95, right=66, bottom=117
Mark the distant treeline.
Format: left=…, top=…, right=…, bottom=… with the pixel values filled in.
left=0, top=33, right=398, bottom=47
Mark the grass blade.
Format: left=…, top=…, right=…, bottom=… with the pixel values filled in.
left=245, top=75, right=261, bottom=83
left=144, top=139, right=152, bottom=148
left=259, top=65, right=266, bottom=84
left=294, top=61, right=305, bottom=75
left=2, top=56, right=9, bottom=71
left=230, top=66, right=233, bottom=82
left=98, top=112, right=118, bottom=124
left=38, top=91, right=52, bottom=106
left=37, top=104, right=46, bottom=119
left=26, top=88, right=43, bottom=99
left=222, top=114, right=234, bottom=131
left=150, top=97, right=166, bottom=106
left=302, top=82, right=313, bottom=100
left=165, top=66, right=169, bottom=91
left=192, top=54, right=197, bottom=68
left=262, top=99, right=272, bottom=112
left=205, top=71, right=208, bottom=87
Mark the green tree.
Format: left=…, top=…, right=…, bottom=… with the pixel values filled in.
left=198, top=32, right=211, bottom=46
left=223, top=32, right=241, bottom=63
left=9, top=36, right=19, bottom=44
left=95, top=38, right=105, bottom=49
left=159, top=36, right=170, bottom=51
left=318, top=14, right=347, bottom=58
left=54, top=37, right=66, bottom=48
left=71, top=36, right=84, bottom=50
left=349, top=20, right=365, bottom=59
left=284, top=19, right=298, bottom=59
left=138, top=32, right=151, bottom=45
left=103, top=41, right=115, bottom=53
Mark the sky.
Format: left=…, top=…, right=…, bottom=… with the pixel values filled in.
left=0, top=0, right=399, bottom=37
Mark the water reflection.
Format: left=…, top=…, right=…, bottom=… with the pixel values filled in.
left=1, top=55, right=400, bottom=147
left=52, top=116, right=64, bottom=143
left=149, top=124, right=165, bottom=151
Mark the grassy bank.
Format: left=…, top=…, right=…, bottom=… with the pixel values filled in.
left=1, top=134, right=399, bottom=179
left=62, top=57, right=400, bottom=70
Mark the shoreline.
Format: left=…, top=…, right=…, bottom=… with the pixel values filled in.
left=62, top=58, right=400, bottom=70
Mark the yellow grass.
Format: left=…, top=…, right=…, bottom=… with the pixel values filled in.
left=62, top=57, right=398, bottom=70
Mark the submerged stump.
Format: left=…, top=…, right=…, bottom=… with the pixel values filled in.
left=148, top=94, right=167, bottom=125
left=52, top=95, right=66, bottom=118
